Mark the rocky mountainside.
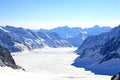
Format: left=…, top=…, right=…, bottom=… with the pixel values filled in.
left=37, top=31, right=71, bottom=47
left=73, top=25, right=120, bottom=75
left=1, top=26, right=45, bottom=52
left=0, top=26, right=71, bottom=52
left=39, top=25, right=111, bottom=47
left=0, top=45, right=18, bottom=69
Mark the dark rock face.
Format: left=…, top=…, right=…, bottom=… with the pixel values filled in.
left=0, top=45, right=17, bottom=69
left=111, top=72, right=120, bottom=80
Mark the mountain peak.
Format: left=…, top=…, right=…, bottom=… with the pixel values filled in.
left=94, top=25, right=100, bottom=28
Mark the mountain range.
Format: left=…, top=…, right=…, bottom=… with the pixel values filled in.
left=0, top=24, right=119, bottom=76
left=72, top=25, right=120, bottom=75
left=0, top=25, right=111, bottom=52
left=0, top=26, right=72, bottom=52
left=39, top=25, right=111, bottom=47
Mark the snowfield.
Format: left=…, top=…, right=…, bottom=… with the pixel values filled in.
left=0, top=48, right=111, bottom=80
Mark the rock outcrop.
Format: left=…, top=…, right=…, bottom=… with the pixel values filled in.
left=0, top=45, right=18, bottom=69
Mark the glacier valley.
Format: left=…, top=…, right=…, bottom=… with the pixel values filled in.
left=0, top=48, right=111, bottom=80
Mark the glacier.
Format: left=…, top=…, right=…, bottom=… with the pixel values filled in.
left=0, top=48, right=109, bottom=80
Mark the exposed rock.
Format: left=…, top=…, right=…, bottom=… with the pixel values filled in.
left=111, top=72, right=120, bottom=80
left=0, top=45, right=23, bottom=70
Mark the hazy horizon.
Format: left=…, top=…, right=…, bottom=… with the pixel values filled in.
left=0, top=24, right=114, bottom=30
left=0, top=0, right=120, bottom=29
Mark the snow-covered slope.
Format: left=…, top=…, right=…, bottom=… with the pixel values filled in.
left=3, top=26, right=45, bottom=52
left=73, top=25, right=120, bottom=75
left=39, top=25, right=111, bottom=47
left=37, top=31, right=72, bottom=47
left=0, top=48, right=109, bottom=80
left=0, top=26, right=71, bottom=52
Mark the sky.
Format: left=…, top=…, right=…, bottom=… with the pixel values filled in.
left=0, top=0, right=120, bottom=29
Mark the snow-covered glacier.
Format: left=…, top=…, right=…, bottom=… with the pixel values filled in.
left=0, top=48, right=109, bottom=80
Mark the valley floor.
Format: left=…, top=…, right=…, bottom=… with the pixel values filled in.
left=0, top=48, right=111, bottom=80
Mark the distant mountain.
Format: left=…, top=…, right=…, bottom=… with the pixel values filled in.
left=36, top=31, right=72, bottom=47
left=40, top=26, right=83, bottom=39
left=72, top=25, right=120, bottom=75
left=66, top=32, right=88, bottom=47
left=39, top=25, right=111, bottom=47
left=0, top=26, right=71, bottom=52
left=84, top=25, right=111, bottom=35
